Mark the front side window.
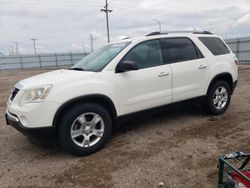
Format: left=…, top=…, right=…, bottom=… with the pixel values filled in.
left=72, top=42, right=130, bottom=72
left=162, top=38, right=202, bottom=63
left=122, top=40, right=164, bottom=69
left=199, top=37, right=230, bottom=56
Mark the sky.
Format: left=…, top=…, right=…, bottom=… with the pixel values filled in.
left=0, top=0, right=250, bottom=55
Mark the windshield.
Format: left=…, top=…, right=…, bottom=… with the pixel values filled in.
left=72, top=42, right=131, bottom=72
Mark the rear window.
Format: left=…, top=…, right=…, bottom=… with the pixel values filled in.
left=199, top=37, right=230, bottom=56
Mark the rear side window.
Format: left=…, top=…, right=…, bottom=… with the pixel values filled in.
left=161, top=38, right=203, bottom=63
left=199, top=37, right=230, bottom=56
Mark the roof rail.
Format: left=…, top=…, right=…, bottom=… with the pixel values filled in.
left=193, top=31, right=213, bottom=34
left=146, top=30, right=213, bottom=36
left=146, top=31, right=162, bottom=36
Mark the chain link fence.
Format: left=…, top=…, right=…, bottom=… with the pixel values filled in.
left=225, top=37, right=250, bottom=64
left=0, top=52, right=88, bottom=71
left=0, top=37, right=249, bottom=71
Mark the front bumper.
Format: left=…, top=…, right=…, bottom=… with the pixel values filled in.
left=5, top=111, right=56, bottom=143
left=7, top=100, right=61, bottom=128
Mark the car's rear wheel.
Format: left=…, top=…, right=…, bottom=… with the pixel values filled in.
left=58, top=103, right=112, bottom=156
left=205, top=80, right=231, bottom=115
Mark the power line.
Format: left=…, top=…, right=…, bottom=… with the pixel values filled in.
left=101, top=0, right=112, bottom=43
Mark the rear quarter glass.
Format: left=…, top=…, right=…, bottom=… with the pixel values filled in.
left=198, top=37, right=230, bottom=56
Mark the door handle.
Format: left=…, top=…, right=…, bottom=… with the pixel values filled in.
left=158, top=72, right=169, bottom=77
left=198, top=65, right=207, bottom=70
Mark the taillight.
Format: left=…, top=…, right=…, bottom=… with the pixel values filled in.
left=235, top=59, right=240, bottom=65
left=233, top=56, right=240, bottom=66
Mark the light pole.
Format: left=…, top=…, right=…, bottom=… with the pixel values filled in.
left=31, top=38, right=37, bottom=55
left=152, top=18, right=162, bottom=32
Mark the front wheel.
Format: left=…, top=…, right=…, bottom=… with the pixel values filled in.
left=205, top=80, right=231, bottom=115
left=58, top=103, right=112, bottom=156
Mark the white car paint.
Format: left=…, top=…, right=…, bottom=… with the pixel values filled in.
left=115, top=63, right=172, bottom=115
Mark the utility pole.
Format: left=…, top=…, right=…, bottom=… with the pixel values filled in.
left=31, top=38, right=37, bottom=55
left=15, top=42, right=19, bottom=55
left=89, top=34, right=94, bottom=52
left=152, top=18, right=162, bottom=32
left=101, top=0, right=112, bottom=43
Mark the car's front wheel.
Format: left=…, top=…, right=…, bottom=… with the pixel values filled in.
left=205, top=80, right=231, bottom=115
left=58, top=103, right=112, bottom=156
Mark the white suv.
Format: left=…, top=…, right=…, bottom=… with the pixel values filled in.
left=5, top=31, right=238, bottom=156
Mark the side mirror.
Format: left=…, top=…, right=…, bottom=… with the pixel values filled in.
left=116, top=60, right=138, bottom=73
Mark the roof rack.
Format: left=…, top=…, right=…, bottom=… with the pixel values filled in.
left=146, top=30, right=213, bottom=36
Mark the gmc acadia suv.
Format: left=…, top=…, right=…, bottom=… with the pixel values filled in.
left=5, top=31, right=238, bottom=156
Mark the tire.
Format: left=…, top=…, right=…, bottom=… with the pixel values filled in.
left=205, top=80, right=231, bottom=115
left=58, top=103, right=112, bottom=156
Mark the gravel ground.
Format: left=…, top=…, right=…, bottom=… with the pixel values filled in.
left=0, top=66, right=250, bottom=188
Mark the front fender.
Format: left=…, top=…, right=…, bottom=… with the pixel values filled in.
left=46, top=72, right=117, bottom=107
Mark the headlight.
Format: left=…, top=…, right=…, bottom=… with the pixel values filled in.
left=19, top=84, right=53, bottom=106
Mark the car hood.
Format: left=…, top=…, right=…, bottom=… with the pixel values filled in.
left=16, top=69, right=96, bottom=89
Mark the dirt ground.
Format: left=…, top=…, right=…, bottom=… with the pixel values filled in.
left=0, top=66, right=250, bottom=188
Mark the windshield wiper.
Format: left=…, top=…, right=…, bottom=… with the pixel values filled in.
left=69, top=67, right=85, bottom=71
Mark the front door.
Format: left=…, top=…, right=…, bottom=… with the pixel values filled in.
left=115, top=39, right=172, bottom=115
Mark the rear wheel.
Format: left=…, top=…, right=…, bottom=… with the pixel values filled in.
left=58, top=103, right=112, bottom=156
left=205, top=80, right=231, bottom=115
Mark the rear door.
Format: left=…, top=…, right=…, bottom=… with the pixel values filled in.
left=161, top=37, right=208, bottom=102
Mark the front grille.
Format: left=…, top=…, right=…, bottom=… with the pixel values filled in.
left=10, top=88, right=19, bottom=101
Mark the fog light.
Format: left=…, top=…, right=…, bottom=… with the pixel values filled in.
left=20, top=115, right=28, bottom=126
